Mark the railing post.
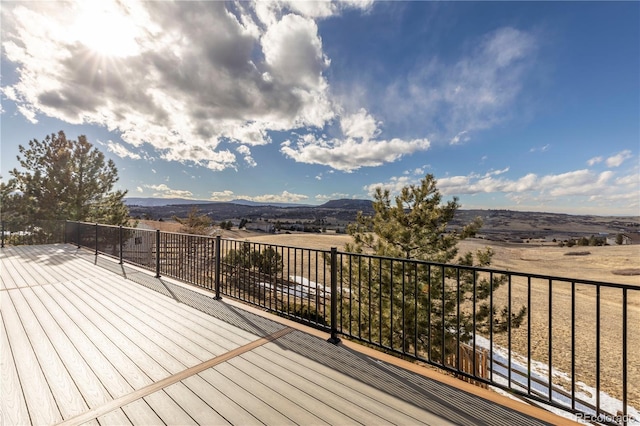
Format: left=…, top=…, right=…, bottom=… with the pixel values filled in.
left=155, top=229, right=161, bottom=278
left=214, top=235, right=222, bottom=300
left=1, top=221, right=5, bottom=248
left=95, top=223, right=99, bottom=255
left=328, top=247, right=340, bottom=344
left=119, top=226, right=123, bottom=265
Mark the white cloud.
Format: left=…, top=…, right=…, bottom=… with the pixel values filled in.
left=209, top=189, right=308, bottom=203
left=605, top=150, right=632, bottom=167
left=281, top=134, right=430, bottom=172
left=484, top=167, right=510, bottom=177
left=144, top=184, right=193, bottom=198
left=406, top=167, right=427, bottom=176
left=383, top=27, right=537, bottom=143
left=529, top=144, right=550, bottom=153
left=450, top=130, right=470, bottom=145
left=0, top=1, right=346, bottom=171
left=364, top=175, right=417, bottom=196
left=615, top=173, right=639, bottom=186
left=340, top=108, right=380, bottom=141
left=210, top=190, right=235, bottom=201
left=236, top=145, right=257, bottom=167
left=254, top=0, right=372, bottom=25
left=106, top=141, right=141, bottom=160
left=315, top=192, right=350, bottom=201
left=366, top=166, right=637, bottom=211
left=587, top=156, right=603, bottom=166
left=252, top=190, right=309, bottom=203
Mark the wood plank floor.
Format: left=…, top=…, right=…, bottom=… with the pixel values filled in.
left=1, top=244, right=571, bottom=425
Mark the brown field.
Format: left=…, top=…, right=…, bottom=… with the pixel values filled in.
left=138, top=221, right=640, bottom=409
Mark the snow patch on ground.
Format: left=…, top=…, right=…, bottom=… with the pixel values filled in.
left=475, top=335, right=639, bottom=424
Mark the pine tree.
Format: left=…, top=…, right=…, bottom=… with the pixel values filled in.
left=343, top=174, right=526, bottom=361
left=6, top=131, right=129, bottom=226
left=173, top=207, right=212, bottom=235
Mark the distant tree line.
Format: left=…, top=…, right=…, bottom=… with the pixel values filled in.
left=558, top=235, right=610, bottom=247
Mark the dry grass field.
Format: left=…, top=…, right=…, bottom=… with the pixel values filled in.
left=138, top=221, right=640, bottom=409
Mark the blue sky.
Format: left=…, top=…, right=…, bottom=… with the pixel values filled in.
left=1, top=1, right=638, bottom=215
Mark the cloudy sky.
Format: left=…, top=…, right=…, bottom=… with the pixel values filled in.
left=1, top=1, right=638, bottom=215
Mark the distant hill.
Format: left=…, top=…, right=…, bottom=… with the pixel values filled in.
left=124, top=197, right=310, bottom=208
left=124, top=197, right=205, bottom=206
left=125, top=197, right=640, bottom=240
left=228, top=199, right=310, bottom=208
left=319, top=199, right=373, bottom=210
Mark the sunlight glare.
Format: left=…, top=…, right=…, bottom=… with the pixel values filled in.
left=72, top=2, right=140, bottom=58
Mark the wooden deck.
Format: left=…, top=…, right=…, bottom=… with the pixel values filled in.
left=1, top=244, right=573, bottom=425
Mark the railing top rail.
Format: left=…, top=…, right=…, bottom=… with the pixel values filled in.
left=220, top=237, right=332, bottom=254
left=335, top=249, right=638, bottom=290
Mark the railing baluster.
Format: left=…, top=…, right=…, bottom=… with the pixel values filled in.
left=596, top=284, right=601, bottom=416
left=441, top=265, right=445, bottom=365
left=490, top=271, right=494, bottom=382
left=155, top=229, right=160, bottom=278
left=390, top=260, right=394, bottom=352
left=379, top=258, right=383, bottom=347
left=401, top=261, right=406, bottom=354
left=527, top=276, right=531, bottom=395
left=414, top=262, right=418, bottom=358
left=473, top=269, right=477, bottom=379
left=427, top=264, right=431, bottom=363
left=214, top=235, right=221, bottom=299
left=507, top=275, right=511, bottom=389
left=358, top=256, right=362, bottom=340
left=328, top=247, right=339, bottom=344
left=456, top=268, right=461, bottom=373
left=119, top=226, right=123, bottom=265
left=548, top=278, right=553, bottom=403
left=571, top=281, right=575, bottom=412
left=622, top=288, right=628, bottom=426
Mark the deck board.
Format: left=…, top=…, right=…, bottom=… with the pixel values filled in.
left=34, top=283, right=146, bottom=397
left=1, top=254, right=29, bottom=288
left=181, top=374, right=266, bottom=425
left=251, top=342, right=439, bottom=424
left=81, top=276, right=222, bottom=362
left=202, top=361, right=325, bottom=425
left=163, top=382, right=232, bottom=425
left=0, top=308, right=31, bottom=426
left=54, top=280, right=169, bottom=386
left=92, top=273, right=258, bottom=347
left=226, top=353, right=359, bottom=425
left=1, top=245, right=571, bottom=426
left=1, top=289, right=63, bottom=424
left=7, top=288, right=90, bottom=420
left=96, top=409, right=133, bottom=425
left=120, top=399, right=164, bottom=425
left=143, top=391, right=199, bottom=425
left=19, top=287, right=115, bottom=409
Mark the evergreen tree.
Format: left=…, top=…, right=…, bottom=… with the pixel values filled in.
left=6, top=131, right=129, bottom=226
left=173, top=207, right=212, bottom=235
left=343, top=174, right=526, bottom=360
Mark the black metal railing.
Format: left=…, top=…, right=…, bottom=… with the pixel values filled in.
left=23, top=221, right=640, bottom=424
left=1, top=220, right=66, bottom=247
